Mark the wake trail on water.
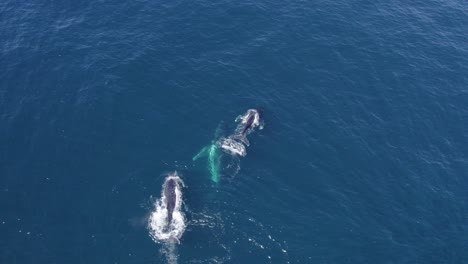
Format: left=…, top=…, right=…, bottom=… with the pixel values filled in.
left=159, top=242, right=179, bottom=264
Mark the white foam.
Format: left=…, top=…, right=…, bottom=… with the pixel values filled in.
left=148, top=173, right=186, bottom=244
left=218, top=137, right=247, bottom=157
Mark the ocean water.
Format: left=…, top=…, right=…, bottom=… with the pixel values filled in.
left=1, top=0, right=468, bottom=263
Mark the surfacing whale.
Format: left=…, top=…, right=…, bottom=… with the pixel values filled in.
left=235, top=109, right=263, bottom=139
left=164, top=177, right=177, bottom=224
left=220, top=108, right=264, bottom=154
left=193, top=109, right=264, bottom=182
left=148, top=172, right=186, bottom=244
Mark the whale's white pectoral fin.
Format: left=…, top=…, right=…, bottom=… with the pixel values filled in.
left=193, top=146, right=209, bottom=161
left=235, top=115, right=242, bottom=122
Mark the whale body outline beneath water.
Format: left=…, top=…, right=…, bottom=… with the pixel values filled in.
left=193, top=141, right=223, bottom=182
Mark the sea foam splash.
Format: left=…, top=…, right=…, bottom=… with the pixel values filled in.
left=218, top=137, right=247, bottom=157
left=148, top=173, right=186, bottom=244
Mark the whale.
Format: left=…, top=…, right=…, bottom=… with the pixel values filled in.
left=193, top=109, right=264, bottom=182
left=148, top=173, right=186, bottom=244
left=233, top=109, right=264, bottom=146
left=164, top=178, right=177, bottom=224
left=240, top=110, right=259, bottom=135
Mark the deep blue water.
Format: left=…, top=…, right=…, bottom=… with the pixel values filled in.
left=1, top=0, right=468, bottom=263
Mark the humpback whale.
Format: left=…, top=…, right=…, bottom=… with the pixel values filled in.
left=231, top=109, right=264, bottom=146
left=148, top=173, right=186, bottom=244
left=237, top=109, right=262, bottom=136
left=164, top=178, right=177, bottom=224
left=194, top=109, right=264, bottom=182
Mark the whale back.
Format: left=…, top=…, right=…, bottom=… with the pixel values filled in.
left=164, top=178, right=177, bottom=223
left=241, top=114, right=255, bottom=135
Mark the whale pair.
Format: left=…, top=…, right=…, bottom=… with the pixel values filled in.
left=149, top=109, right=264, bottom=243
left=193, top=109, right=264, bottom=182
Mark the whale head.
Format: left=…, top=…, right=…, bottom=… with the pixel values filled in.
left=237, top=109, right=263, bottom=136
